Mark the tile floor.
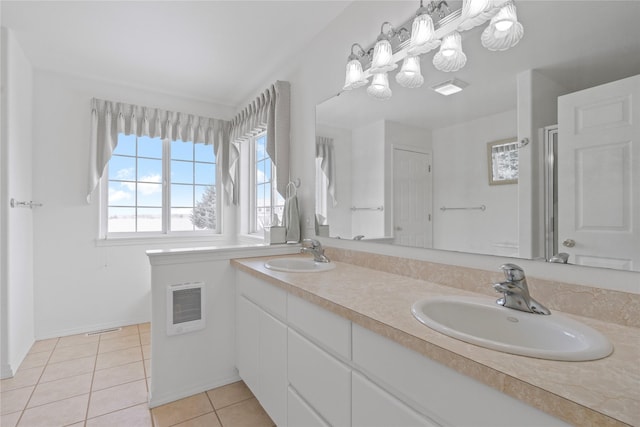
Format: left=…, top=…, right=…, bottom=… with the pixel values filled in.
left=0, top=323, right=274, bottom=427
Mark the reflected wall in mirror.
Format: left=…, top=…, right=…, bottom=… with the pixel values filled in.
left=315, top=1, right=640, bottom=271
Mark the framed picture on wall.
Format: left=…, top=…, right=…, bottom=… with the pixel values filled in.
left=487, top=137, right=519, bottom=185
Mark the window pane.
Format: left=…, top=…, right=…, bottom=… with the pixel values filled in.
left=138, top=136, right=162, bottom=159
left=264, top=159, right=271, bottom=182
left=108, top=181, right=135, bottom=207
left=195, top=163, right=215, bottom=185
left=138, top=158, right=162, bottom=182
left=256, top=135, right=266, bottom=160
left=113, top=134, right=136, bottom=156
left=264, top=184, right=271, bottom=205
left=108, top=207, right=135, bottom=232
left=171, top=208, right=194, bottom=231
left=193, top=185, right=217, bottom=230
left=256, top=160, right=266, bottom=184
left=108, top=155, right=136, bottom=181
left=195, top=143, right=215, bottom=163
left=171, top=160, right=193, bottom=184
left=137, top=183, right=162, bottom=206
left=171, top=184, right=194, bottom=207
left=137, top=208, right=162, bottom=232
left=257, top=184, right=265, bottom=208
left=171, top=139, right=193, bottom=161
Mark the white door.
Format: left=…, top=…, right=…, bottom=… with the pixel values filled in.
left=557, top=74, right=640, bottom=270
left=393, top=147, right=432, bottom=248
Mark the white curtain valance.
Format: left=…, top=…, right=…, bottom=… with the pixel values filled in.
left=88, top=98, right=229, bottom=203
left=316, top=136, right=336, bottom=207
left=229, top=81, right=291, bottom=199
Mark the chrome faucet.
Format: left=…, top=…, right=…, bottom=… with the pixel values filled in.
left=493, top=264, right=550, bottom=315
left=300, top=238, right=330, bottom=263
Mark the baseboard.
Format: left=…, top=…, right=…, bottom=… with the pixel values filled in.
left=35, top=317, right=150, bottom=341
left=148, top=373, right=241, bottom=408
left=1, top=362, right=14, bottom=379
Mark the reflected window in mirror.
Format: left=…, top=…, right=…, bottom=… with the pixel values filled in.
left=487, top=138, right=519, bottom=185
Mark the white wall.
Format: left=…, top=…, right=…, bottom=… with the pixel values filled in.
left=0, top=28, right=35, bottom=378
left=517, top=70, right=569, bottom=259
left=31, top=69, right=237, bottom=339
left=249, top=0, right=640, bottom=294
left=432, top=109, right=519, bottom=256
left=351, top=120, right=386, bottom=238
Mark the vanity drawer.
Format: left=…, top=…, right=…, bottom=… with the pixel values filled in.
left=352, top=371, right=439, bottom=427
left=287, top=293, right=351, bottom=360
left=236, top=270, right=286, bottom=320
left=287, top=386, right=330, bottom=427
left=288, top=329, right=351, bottom=427
left=352, top=324, right=568, bottom=427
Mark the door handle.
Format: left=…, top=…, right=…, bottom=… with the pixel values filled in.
left=562, top=239, right=576, bottom=248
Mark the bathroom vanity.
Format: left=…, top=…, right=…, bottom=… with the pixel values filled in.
left=232, top=254, right=639, bottom=427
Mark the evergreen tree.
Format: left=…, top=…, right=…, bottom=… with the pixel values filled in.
left=191, top=185, right=216, bottom=229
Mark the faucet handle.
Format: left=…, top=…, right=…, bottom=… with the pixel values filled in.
left=500, top=263, right=525, bottom=281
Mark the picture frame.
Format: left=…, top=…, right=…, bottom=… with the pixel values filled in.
left=487, top=137, right=519, bottom=185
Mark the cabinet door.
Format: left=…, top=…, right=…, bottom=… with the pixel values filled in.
left=236, top=295, right=259, bottom=394
left=288, top=386, right=330, bottom=427
left=258, top=310, right=287, bottom=427
left=352, top=372, right=439, bottom=427
left=288, top=329, right=351, bottom=427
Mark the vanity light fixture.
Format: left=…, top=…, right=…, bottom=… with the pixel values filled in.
left=431, top=78, right=468, bottom=96
left=343, top=0, right=523, bottom=100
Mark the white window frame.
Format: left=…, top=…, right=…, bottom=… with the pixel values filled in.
left=99, top=135, right=222, bottom=241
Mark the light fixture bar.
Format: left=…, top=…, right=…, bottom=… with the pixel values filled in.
left=361, top=7, right=465, bottom=79
left=360, top=9, right=462, bottom=74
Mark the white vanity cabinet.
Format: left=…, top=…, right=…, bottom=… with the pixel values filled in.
left=287, top=294, right=352, bottom=426
left=352, top=324, right=569, bottom=427
left=235, top=271, right=287, bottom=427
left=235, top=270, right=568, bottom=427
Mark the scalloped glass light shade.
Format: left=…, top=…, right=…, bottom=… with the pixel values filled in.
left=367, top=73, right=392, bottom=100
left=407, top=13, right=440, bottom=56
left=370, top=39, right=397, bottom=74
left=481, top=3, right=524, bottom=51
left=433, top=32, right=467, bottom=72
left=396, top=56, right=424, bottom=88
left=458, top=0, right=496, bottom=31
left=343, top=58, right=368, bottom=90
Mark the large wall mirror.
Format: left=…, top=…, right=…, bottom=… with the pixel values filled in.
left=315, top=1, right=640, bottom=272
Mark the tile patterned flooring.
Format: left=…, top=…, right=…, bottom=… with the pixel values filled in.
left=0, top=323, right=274, bottom=427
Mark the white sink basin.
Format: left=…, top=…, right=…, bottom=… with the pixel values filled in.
left=264, top=257, right=336, bottom=273
left=411, top=296, right=613, bottom=361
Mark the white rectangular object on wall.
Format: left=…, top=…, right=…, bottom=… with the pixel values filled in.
left=166, top=282, right=205, bottom=336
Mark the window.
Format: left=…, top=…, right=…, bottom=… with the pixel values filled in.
left=106, top=134, right=219, bottom=236
left=252, top=133, right=284, bottom=233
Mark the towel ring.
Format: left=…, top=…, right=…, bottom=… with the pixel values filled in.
left=286, top=181, right=298, bottom=198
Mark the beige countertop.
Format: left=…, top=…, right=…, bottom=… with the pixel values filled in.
left=232, top=255, right=639, bottom=427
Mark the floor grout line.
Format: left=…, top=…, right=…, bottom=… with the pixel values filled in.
left=14, top=337, right=60, bottom=426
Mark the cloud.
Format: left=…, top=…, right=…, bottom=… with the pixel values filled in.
left=119, top=174, right=162, bottom=196
left=115, top=167, right=135, bottom=180
left=109, top=188, right=132, bottom=203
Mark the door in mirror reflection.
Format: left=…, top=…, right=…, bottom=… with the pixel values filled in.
left=392, top=147, right=432, bottom=248
left=558, top=74, right=640, bottom=270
